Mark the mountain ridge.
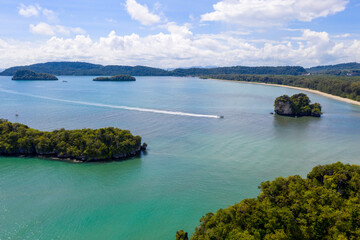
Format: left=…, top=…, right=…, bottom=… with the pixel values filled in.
left=0, top=61, right=307, bottom=76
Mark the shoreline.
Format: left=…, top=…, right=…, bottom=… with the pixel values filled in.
left=0, top=144, right=147, bottom=163
left=0, top=148, right=146, bottom=163
left=210, top=78, right=360, bottom=107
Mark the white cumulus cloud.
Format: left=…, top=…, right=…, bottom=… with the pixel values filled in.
left=126, top=0, right=161, bottom=25
left=0, top=28, right=359, bottom=69
left=18, top=4, right=58, bottom=22
left=29, top=22, right=86, bottom=36
left=201, top=0, right=349, bottom=27
left=42, top=8, right=58, bottom=22
left=18, top=4, right=40, bottom=17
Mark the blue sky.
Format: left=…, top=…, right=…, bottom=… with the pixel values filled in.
left=0, top=0, right=359, bottom=68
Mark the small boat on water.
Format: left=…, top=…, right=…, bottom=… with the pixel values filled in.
left=62, top=80, right=68, bottom=82
left=217, top=115, right=224, bottom=119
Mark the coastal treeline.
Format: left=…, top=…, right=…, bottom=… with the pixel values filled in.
left=0, top=61, right=307, bottom=76
left=178, top=162, right=360, bottom=240
left=0, top=119, right=145, bottom=162
left=274, top=93, right=322, bottom=117
left=93, top=75, right=136, bottom=81
left=12, top=69, right=58, bottom=80
left=202, top=74, right=360, bottom=101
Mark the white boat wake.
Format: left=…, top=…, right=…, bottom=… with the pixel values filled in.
left=0, top=88, right=222, bottom=119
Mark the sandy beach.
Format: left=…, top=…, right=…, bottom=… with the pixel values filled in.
left=211, top=78, right=360, bottom=107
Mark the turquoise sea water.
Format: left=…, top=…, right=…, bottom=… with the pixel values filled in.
left=0, top=76, right=360, bottom=239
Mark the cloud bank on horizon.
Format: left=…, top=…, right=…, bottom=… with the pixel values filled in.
left=0, top=0, right=359, bottom=68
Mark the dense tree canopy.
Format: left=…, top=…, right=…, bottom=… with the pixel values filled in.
left=202, top=74, right=360, bottom=102
left=12, top=69, right=58, bottom=80
left=0, top=119, right=145, bottom=162
left=178, top=162, right=360, bottom=240
left=93, top=75, right=136, bottom=81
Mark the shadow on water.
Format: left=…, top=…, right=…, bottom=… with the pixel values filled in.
left=0, top=154, right=144, bottom=178
left=272, top=114, right=322, bottom=137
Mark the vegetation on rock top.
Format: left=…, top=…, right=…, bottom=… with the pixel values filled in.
left=274, top=93, right=322, bottom=117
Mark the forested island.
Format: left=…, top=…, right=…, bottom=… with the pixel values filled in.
left=12, top=69, right=58, bottom=80
left=0, top=119, right=146, bottom=162
left=274, top=93, right=322, bottom=117
left=93, top=75, right=136, bottom=81
left=202, top=74, right=360, bottom=102
left=177, top=162, right=360, bottom=240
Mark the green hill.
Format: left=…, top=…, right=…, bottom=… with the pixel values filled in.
left=0, top=62, right=307, bottom=76
left=1, top=62, right=168, bottom=76
left=307, top=62, right=360, bottom=76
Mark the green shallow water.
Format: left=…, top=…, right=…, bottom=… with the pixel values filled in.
left=0, top=76, right=360, bottom=239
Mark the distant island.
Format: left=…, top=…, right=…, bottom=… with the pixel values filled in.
left=93, top=75, right=136, bottom=81
left=12, top=69, right=58, bottom=80
left=0, top=119, right=147, bottom=162
left=274, top=93, right=322, bottom=117
left=0, top=61, right=307, bottom=76
left=177, top=162, right=360, bottom=240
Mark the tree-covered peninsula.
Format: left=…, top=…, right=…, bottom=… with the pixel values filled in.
left=201, top=74, right=360, bottom=102
left=274, top=93, right=322, bottom=117
left=177, top=162, right=360, bottom=240
left=0, top=119, right=146, bottom=162
left=93, top=75, right=136, bottom=81
left=12, top=69, right=58, bottom=80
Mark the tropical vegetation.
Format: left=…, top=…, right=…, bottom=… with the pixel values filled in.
left=202, top=74, right=360, bottom=102
left=177, top=162, right=360, bottom=240
left=12, top=69, right=58, bottom=80
left=274, top=93, right=322, bottom=117
left=93, top=75, right=136, bottom=81
left=307, top=62, right=360, bottom=76
left=0, top=119, right=146, bottom=162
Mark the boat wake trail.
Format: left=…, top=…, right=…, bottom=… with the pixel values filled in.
left=0, top=88, right=221, bottom=119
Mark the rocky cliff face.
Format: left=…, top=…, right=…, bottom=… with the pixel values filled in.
left=274, top=100, right=293, bottom=116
